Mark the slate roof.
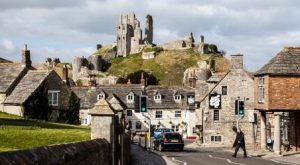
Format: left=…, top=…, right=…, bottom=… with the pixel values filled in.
left=72, top=84, right=144, bottom=109
left=145, top=85, right=195, bottom=109
left=255, top=47, right=300, bottom=76
left=4, top=70, right=51, bottom=104
left=0, top=57, right=12, bottom=63
left=0, top=63, right=26, bottom=93
left=207, top=73, right=227, bottom=83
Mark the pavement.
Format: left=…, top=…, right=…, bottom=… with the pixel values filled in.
left=130, top=144, right=176, bottom=165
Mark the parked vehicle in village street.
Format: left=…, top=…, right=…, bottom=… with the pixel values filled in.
left=153, top=132, right=184, bottom=152
left=153, top=128, right=173, bottom=139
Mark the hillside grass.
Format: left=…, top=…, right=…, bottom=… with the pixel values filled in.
left=0, top=112, right=90, bottom=151
left=107, top=49, right=229, bottom=85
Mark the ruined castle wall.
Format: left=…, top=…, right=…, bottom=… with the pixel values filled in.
left=144, top=15, right=153, bottom=44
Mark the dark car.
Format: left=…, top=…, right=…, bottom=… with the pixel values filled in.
left=153, top=128, right=173, bottom=139
left=153, top=132, right=184, bottom=152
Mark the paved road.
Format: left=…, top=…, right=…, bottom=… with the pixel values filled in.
left=152, top=147, right=298, bottom=165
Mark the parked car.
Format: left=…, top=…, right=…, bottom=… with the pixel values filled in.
left=153, top=132, right=184, bottom=152
left=153, top=128, right=173, bottom=139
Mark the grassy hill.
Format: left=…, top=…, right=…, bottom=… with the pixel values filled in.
left=107, top=49, right=229, bottom=85
left=0, top=112, right=90, bottom=151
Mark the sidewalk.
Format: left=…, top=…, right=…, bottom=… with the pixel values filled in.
left=130, top=144, right=175, bottom=165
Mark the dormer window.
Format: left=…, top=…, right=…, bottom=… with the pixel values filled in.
left=187, top=95, right=195, bottom=105
left=154, top=94, right=161, bottom=102
left=127, top=91, right=135, bottom=103
left=97, top=93, right=105, bottom=100
left=174, top=95, right=181, bottom=102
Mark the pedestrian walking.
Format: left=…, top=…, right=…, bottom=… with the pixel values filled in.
left=232, top=126, right=247, bottom=158
left=266, top=136, right=273, bottom=151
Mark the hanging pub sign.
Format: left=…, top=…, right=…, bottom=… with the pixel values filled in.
left=209, top=94, right=221, bottom=109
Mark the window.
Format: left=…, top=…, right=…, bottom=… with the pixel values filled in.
left=155, top=111, right=162, bottom=118
left=213, top=110, right=219, bottom=121
left=127, top=94, right=134, bottom=103
left=174, top=95, right=181, bottom=102
left=48, top=90, right=59, bottom=106
left=136, top=121, right=142, bottom=129
left=175, top=111, right=181, bottom=118
left=258, top=77, right=265, bottom=103
left=171, top=125, right=179, bottom=132
left=154, top=94, right=161, bottom=102
left=211, top=136, right=222, bottom=142
left=222, top=86, right=227, bottom=95
left=97, top=93, right=105, bottom=100
left=187, top=95, right=195, bottom=105
left=126, top=110, right=132, bottom=116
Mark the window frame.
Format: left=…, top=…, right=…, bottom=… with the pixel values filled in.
left=174, top=111, right=182, bottom=118
left=213, top=109, right=220, bottom=121
left=174, top=95, right=181, bottom=102
left=221, top=86, right=227, bottom=95
left=127, top=94, right=134, bottom=103
left=155, top=111, right=163, bottom=118
left=211, top=136, right=222, bottom=142
left=97, top=93, right=105, bottom=100
left=48, top=90, right=60, bottom=106
left=126, top=110, right=132, bottom=116
left=135, top=121, right=142, bottom=129
left=154, top=94, right=161, bottom=101
left=171, top=125, right=179, bottom=132
left=258, top=77, right=265, bottom=103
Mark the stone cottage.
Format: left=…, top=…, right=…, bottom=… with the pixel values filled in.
left=0, top=45, right=79, bottom=123
left=254, top=46, right=300, bottom=154
left=197, top=55, right=257, bottom=147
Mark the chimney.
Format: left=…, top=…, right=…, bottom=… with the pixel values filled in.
left=231, top=54, right=243, bottom=69
left=200, top=35, right=204, bottom=43
left=62, top=64, right=69, bottom=85
left=140, top=72, right=145, bottom=86
left=22, top=44, right=32, bottom=67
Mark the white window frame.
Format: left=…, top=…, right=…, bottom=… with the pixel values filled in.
left=211, top=136, right=222, bottom=142
left=258, top=77, right=265, bottom=103
left=155, top=111, right=163, bottom=118
left=172, top=125, right=179, bottom=132
left=154, top=94, right=161, bottom=102
left=174, top=95, right=181, bottom=102
left=127, top=94, right=134, bottom=103
left=175, top=111, right=181, bottom=118
left=213, top=109, right=220, bottom=121
left=97, top=93, right=105, bottom=100
left=48, top=90, right=60, bottom=106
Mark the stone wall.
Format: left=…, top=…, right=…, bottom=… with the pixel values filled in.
left=0, top=94, right=5, bottom=112
left=0, top=139, right=111, bottom=165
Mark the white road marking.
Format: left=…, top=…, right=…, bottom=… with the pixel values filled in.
left=172, top=157, right=187, bottom=165
left=208, top=154, right=246, bottom=165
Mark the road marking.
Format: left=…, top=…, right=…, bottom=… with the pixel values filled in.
left=172, top=157, right=187, bottom=165
left=209, top=154, right=246, bottom=165
left=268, top=159, right=298, bottom=165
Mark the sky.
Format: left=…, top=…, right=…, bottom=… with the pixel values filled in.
left=0, top=0, right=300, bottom=72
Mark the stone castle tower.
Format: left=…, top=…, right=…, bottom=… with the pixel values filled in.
left=144, top=15, right=153, bottom=45
left=116, top=13, right=153, bottom=57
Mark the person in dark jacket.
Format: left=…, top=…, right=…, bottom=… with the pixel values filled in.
left=232, top=127, right=247, bottom=158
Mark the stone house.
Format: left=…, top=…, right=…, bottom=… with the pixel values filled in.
left=73, top=83, right=197, bottom=138
left=0, top=45, right=79, bottom=123
left=197, top=55, right=256, bottom=147
left=254, top=46, right=300, bottom=154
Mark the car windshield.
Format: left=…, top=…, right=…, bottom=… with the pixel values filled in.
left=165, top=133, right=181, bottom=139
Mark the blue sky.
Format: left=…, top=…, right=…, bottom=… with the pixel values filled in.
left=0, top=0, right=300, bottom=72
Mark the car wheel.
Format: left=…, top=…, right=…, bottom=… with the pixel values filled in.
left=158, top=144, right=163, bottom=152
left=179, top=147, right=184, bottom=152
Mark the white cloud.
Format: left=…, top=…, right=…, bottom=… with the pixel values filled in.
left=1, top=40, right=15, bottom=51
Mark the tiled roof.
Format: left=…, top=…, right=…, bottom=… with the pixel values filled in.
left=255, top=47, right=300, bottom=76
left=145, top=85, right=195, bottom=109
left=207, top=73, right=227, bottom=82
left=0, top=63, right=26, bottom=93
left=4, top=70, right=50, bottom=104
left=0, top=57, right=12, bottom=63
left=73, top=85, right=195, bottom=110
left=72, top=84, right=144, bottom=109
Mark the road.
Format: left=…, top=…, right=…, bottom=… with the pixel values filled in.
left=151, top=143, right=297, bottom=165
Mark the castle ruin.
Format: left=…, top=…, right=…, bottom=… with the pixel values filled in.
left=116, top=13, right=153, bottom=57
